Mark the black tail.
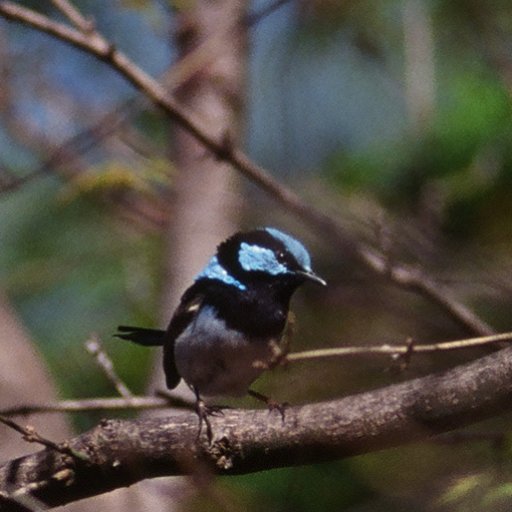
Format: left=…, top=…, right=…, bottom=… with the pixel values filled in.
left=114, top=326, right=166, bottom=346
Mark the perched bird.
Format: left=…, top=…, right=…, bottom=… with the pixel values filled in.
left=116, top=227, right=325, bottom=439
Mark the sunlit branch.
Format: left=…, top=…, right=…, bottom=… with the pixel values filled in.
left=285, top=331, right=512, bottom=364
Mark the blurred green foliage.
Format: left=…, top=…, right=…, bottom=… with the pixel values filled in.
left=0, top=180, right=159, bottom=413
left=327, top=67, right=512, bottom=212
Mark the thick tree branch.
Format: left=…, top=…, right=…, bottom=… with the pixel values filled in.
left=2, top=346, right=512, bottom=509
left=0, top=1, right=493, bottom=337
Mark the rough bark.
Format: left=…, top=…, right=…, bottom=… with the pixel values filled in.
left=2, top=345, right=512, bottom=509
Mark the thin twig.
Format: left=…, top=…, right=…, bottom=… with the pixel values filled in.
left=286, top=331, right=512, bottom=364
left=0, top=1, right=495, bottom=337
left=2, top=332, right=511, bottom=417
left=50, top=0, right=93, bottom=33
left=85, top=335, right=133, bottom=399
left=0, top=416, right=89, bottom=462
left=0, top=395, right=193, bottom=417
left=0, top=99, right=134, bottom=194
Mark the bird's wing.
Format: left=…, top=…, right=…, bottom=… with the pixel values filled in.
left=163, top=288, right=205, bottom=389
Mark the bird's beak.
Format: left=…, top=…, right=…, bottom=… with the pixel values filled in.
left=298, top=269, right=327, bottom=286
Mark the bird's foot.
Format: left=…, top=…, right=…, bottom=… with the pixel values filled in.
left=248, top=389, right=288, bottom=423
left=195, top=398, right=229, bottom=443
left=266, top=398, right=289, bottom=423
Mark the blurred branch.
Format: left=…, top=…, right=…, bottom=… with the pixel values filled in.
left=0, top=97, right=133, bottom=194
left=2, top=345, right=512, bottom=509
left=360, top=247, right=494, bottom=336
left=0, top=0, right=292, bottom=195
left=50, top=0, right=93, bottom=33
left=84, top=335, right=133, bottom=399
left=0, top=1, right=495, bottom=338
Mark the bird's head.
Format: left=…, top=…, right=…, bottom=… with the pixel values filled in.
left=196, top=227, right=326, bottom=292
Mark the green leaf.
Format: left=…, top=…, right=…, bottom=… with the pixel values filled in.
left=437, top=474, right=486, bottom=506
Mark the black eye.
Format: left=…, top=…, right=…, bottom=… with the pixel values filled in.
left=276, top=251, right=286, bottom=263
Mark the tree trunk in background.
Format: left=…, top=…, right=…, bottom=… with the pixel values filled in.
left=148, top=0, right=247, bottom=392
left=403, top=0, right=435, bottom=132
left=140, top=1, right=248, bottom=508
left=163, top=0, right=247, bottom=316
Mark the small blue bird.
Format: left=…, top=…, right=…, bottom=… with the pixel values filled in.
left=116, top=227, right=325, bottom=439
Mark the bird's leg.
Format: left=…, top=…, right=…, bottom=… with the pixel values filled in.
left=266, top=313, right=296, bottom=369
left=193, top=387, right=227, bottom=443
left=280, top=311, right=295, bottom=357
left=247, top=389, right=288, bottom=423
left=194, top=389, right=211, bottom=443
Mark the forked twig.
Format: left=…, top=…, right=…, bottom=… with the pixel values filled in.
left=0, top=416, right=89, bottom=462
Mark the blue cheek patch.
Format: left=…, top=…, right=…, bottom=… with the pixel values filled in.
left=195, top=256, right=247, bottom=290
left=264, top=227, right=312, bottom=271
left=238, top=242, right=288, bottom=275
